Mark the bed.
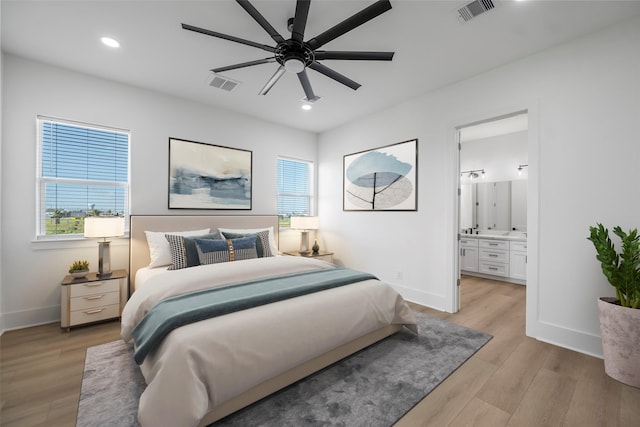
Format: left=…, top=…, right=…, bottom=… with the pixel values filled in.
left=123, top=215, right=417, bottom=427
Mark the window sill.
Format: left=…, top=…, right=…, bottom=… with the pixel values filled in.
left=31, top=235, right=129, bottom=251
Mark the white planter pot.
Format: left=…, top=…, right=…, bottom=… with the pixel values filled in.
left=598, top=297, right=640, bottom=388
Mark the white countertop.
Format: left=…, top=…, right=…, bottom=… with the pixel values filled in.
left=459, top=233, right=527, bottom=242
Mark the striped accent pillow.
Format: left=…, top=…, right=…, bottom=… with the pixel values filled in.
left=195, top=236, right=258, bottom=265
left=165, top=232, right=222, bottom=270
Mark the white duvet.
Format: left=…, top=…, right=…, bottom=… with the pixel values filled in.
left=121, top=256, right=417, bottom=427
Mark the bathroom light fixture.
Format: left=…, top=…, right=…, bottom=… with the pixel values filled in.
left=100, top=37, right=120, bottom=48
left=517, top=164, right=528, bottom=176
left=460, top=169, right=485, bottom=180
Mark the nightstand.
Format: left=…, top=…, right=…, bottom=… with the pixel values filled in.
left=60, top=269, right=128, bottom=331
left=283, top=250, right=334, bottom=264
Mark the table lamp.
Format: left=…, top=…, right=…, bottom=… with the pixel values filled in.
left=290, top=216, right=319, bottom=255
left=84, top=216, right=125, bottom=277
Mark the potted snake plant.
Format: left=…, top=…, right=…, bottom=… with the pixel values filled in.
left=587, top=224, right=640, bottom=388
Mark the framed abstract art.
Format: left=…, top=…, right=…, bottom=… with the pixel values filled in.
left=343, top=139, right=418, bottom=211
left=168, top=138, right=252, bottom=210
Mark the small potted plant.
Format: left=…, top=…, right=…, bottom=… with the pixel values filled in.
left=69, top=260, right=90, bottom=278
left=587, top=224, right=640, bottom=388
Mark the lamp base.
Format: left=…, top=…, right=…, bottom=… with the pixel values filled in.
left=97, top=240, right=112, bottom=277
left=299, top=230, right=311, bottom=255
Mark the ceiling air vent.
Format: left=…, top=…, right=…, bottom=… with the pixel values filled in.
left=208, top=74, right=240, bottom=92
left=457, top=0, right=495, bottom=23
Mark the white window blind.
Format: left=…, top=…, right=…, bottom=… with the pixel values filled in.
left=37, top=117, right=130, bottom=238
left=277, top=157, right=313, bottom=227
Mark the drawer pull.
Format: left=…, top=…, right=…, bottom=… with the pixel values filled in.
left=84, top=308, right=105, bottom=315
left=488, top=254, right=498, bottom=258
left=84, top=295, right=105, bottom=300
left=488, top=267, right=498, bottom=271
left=85, top=282, right=106, bottom=287
left=488, top=243, right=498, bottom=246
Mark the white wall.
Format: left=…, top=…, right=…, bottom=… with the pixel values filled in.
left=0, top=55, right=317, bottom=330
left=461, top=130, right=529, bottom=183
left=318, top=16, right=640, bottom=358
left=0, top=11, right=4, bottom=333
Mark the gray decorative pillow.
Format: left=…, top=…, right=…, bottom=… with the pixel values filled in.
left=165, top=231, right=222, bottom=270
left=195, top=236, right=258, bottom=265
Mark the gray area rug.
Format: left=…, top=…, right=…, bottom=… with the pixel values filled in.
left=77, top=312, right=491, bottom=427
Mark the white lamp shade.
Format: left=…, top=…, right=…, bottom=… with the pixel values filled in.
left=84, top=216, right=125, bottom=238
left=290, top=216, right=319, bottom=230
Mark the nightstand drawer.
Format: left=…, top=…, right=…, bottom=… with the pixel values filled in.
left=70, top=279, right=119, bottom=297
left=70, top=291, right=120, bottom=311
left=70, top=304, right=120, bottom=326
left=312, top=254, right=334, bottom=263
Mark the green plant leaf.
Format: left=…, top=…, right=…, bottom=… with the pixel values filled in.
left=588, top=224, right=640, bottom=308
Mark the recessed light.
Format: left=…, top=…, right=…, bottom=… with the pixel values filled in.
left=101, top=37, right=120, bottom=48
left=301, top=104, right=312, bottom=111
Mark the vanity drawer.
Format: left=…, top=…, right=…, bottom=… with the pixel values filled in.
left=479, top=262, right=509, bottom=277
left=70, top=291, right=120, bottom=311
left=69, top=279, right=119, bottom=298
left=479, top=239, right=509, bottom=250
left=460, top=238, right=478, bottom=248
left=510, top=241, right=528, bottom=252
left=479, top=249, right=509, bottom=263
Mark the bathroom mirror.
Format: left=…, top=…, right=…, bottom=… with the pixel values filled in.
left=460, top=180, right=527, bottom=231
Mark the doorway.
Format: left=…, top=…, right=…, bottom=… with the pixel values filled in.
left=456, top=111, right=529, bottom=310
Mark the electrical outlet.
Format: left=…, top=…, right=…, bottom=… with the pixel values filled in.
left=395, top=271, right=403, bottom=280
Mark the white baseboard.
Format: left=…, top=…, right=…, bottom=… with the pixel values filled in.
left=390, top=283, right=448, bottom=312
left=2, top=304, right=60, bottom=331
left=528, top=319, right=604, bottom=359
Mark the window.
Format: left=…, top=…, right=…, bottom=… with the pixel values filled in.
left=36, top=117, right=130, bottom=238
left=277, top=157, right=314, bottom=228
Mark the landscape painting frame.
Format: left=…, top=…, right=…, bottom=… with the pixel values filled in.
left=168, top=138, right=252, bottom=210
left=343, top=139, right=418, bottom=211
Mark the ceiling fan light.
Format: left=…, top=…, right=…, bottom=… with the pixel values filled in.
left=100, top=37, right=120, bottom=48
left=284, top=58, right=305, bottom=73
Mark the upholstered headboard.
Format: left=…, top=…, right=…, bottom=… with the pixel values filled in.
left=129, top=215, right=279, bottom=292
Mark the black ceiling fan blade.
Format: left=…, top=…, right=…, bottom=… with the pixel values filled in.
left=309, top=61, right=361, bottom=90
left=291, top=0, right=311, bottom=44
left=297, top=69, right=319, bottom=101
left=212, top=57, right=276, bottom=73
left=236, top=0, right=285, bottom=44
left=306, top=0, right=392, bottom=50
left=259, top=66, right=286, bottom=95
left=314, top=51, right=394, bottom=61
left=182, top=23, right=275, bottom=53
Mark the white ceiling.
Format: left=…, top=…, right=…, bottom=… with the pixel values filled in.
left=3, top=0, right=640, bottom=133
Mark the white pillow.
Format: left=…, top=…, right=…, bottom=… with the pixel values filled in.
left=145, top=228, right=210, bottom=268
left=218, top=226, right=278, bottom=256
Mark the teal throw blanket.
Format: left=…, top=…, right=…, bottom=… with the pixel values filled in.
left=132, top=268, right=377, bottom=364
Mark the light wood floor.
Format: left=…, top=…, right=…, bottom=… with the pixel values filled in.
left=1, top=276, right=638, bottom=426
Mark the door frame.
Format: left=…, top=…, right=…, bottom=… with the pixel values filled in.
left=449, top=101, right=539, bottom=335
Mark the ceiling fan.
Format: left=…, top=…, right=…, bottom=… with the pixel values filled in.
left=182, top=0, right=394, bottom=102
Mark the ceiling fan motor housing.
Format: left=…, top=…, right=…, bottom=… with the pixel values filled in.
left=276, top=40, right=314, bottom=74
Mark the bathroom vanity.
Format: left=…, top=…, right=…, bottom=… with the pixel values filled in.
left=459, top=233, right=527, bottom=285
